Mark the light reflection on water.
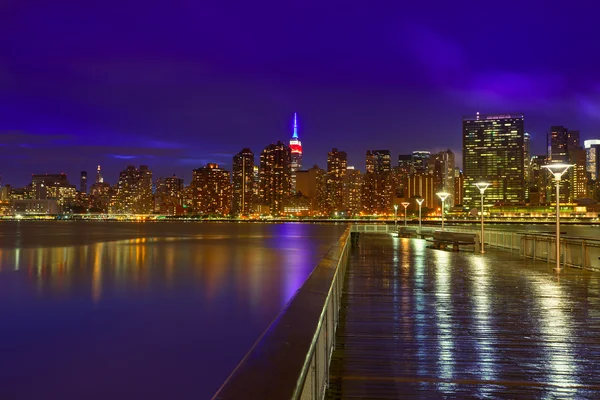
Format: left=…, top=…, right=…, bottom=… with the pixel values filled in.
left=0, top=221, right=346, bottom=400
left=433, top=249, right=456, bottom=391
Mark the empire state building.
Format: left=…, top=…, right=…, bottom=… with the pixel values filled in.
left=289, top=112, right=303, bottom=192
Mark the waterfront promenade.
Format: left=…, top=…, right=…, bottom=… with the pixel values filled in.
left=326, top=233, right=600, bottom=399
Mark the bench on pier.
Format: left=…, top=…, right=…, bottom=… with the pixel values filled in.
left=396, top=226, right=413, bottom=238
left=429, top=230, right=477, bottom=252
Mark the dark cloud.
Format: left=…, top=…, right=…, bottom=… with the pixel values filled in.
left=1, top=1, right=600, bottom=186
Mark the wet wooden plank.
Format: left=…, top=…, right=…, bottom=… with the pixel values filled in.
left=326, top=234, right=600, bottom=399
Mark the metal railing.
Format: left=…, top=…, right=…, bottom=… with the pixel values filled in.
left=428, top=225, right=600, bottom=271
left=352, top=223, right=600, bottom=271
left=212, top=226, right=351, bottom=400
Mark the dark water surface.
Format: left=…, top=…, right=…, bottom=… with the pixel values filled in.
left=0, top=221, right=347, bottom=400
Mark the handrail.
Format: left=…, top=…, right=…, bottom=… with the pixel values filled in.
left=212, top=226, right=352, bottom=400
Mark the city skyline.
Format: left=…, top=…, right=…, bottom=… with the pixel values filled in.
left=2, top=2, right=600, bottom=186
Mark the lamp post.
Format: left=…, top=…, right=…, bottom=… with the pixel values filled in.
left=416, top=198, right=424, bottom=234
left=541, top=163, right=574, bottom=272
left=436, top=192, right=450, bottom=231
left=401, top=202, right=410, bottom=227
left=474, top=182, right=491, bottom=254
left=393, top=204, right=398, bottom=229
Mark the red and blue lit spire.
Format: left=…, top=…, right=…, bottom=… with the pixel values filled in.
left=292, top=112, right=299, bottom=139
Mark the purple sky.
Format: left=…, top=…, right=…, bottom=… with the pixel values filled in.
left=1, top=1, right=599, bottom=187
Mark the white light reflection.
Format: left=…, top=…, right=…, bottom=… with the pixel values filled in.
left=412, top=239, right=428, bottom=380
left=531, top=279, right=579, bottom=399
left=433, top=250, right=456, bottom=392
left=470, top=256, right=498, bottom=395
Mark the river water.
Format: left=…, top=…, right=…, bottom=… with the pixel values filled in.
left=0, top=221, right=347, bottom=400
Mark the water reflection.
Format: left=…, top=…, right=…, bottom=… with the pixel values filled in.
left=0, top=222, right=346, bottom=400
left=530, top=278, right=580, bottom=398
left=433, top=249, right=456, bottom=391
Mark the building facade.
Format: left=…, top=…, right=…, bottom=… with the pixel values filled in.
left=289, top=113, right=303, bottom=193
left=232, top=148, right=255, bottom=215
left=191, top=163, right=232, bottom=216
left=326, top=148, right=347, bottom=213
left=260, top=141, right=292, bottom=215
left=463, top=113, right=525, bottom=208
left=112, top=165, right=153, bottom=214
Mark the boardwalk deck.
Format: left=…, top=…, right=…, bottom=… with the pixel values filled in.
left=326, top=234, right=600, bottom=399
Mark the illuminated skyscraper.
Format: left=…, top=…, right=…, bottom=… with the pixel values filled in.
left=113, top=165, right=153, bottom=214
left=584, top=139, right=600, bottom=181
left=326, top=148, right=347, bottom=213
left=95, top=165, right=103, bottom=184
left=430, top=150, right=455, bottom=206
left=155, top=175, right=184, bottom=215
left=232, top=148, right=254, bottom=215
left=289, top=113, right=303, bottom=192
left=463, top=113, right=525, bottom=208
left=296, top=165, right=327, bottom=215
left=260, top=141, right=292, bottom=215
left=345, top=166, right=362, bottom=215
left=412, top=151, right=430, bottom=172
left=191, top=163, right=232, bottom=216
left=363, top=150, right=393, bottom=214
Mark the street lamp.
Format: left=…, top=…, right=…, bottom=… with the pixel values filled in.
left=542, top=163, right=574, bottom=272
left=474, top=182, right=491, bottom=254
left=401, top=202, right=410, bottom=227
left=415, top=198, right=424, bottom=234
left=393, top=204, right=398, bottom=229
left=436, top=192, right=450, bottom=231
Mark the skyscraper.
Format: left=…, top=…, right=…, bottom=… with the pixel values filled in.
left=112, top=165, right=153, bottom=214
left=462, top=113, right=525, bottom=208
left=585, top=139, right=600, bottom=181
left=191, top=163, right=232, bottom=216
left=547, top=126, right=584, bottom=202
left=155, top=175, right=184, bottom=215
left=95, top=165, right=103, bottom=184
left=260, top=141, right=292, bottom=215
left=345, top=166, right=362, bottom=216
left=289, top=113, right=303, bottom=193
left=412, top=151, right=430, bottom=172
left=363, top=150, right=393, bottom=214
left=232, top=148, right=255, bottom=215
left=430, top=150, right=455, bottom=206
left=80, top=171, right=87, bottom=194
left=326, top=148, right=347, bottom=213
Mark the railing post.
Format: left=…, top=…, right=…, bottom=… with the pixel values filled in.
left=582, top=240, right=587, bottom=269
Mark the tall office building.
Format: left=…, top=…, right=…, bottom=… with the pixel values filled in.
left=191, top=163, right=232, bottom=216
left=453, top=168, right=464, bottom=206
left=296, top=165, right=327, bottom=215
left=585, top=139, right=600, bottom=181
left=345, top=167, right=362, bottom=215
left=326, top=148, right=347, bottom=213
left=363, top=150, right=393, bottom=214
left=529, top=155, right=548, bottom=205
left=155, top=175, right=184, bottom=215
left=95, top=165, right=103, bottom=184
left=113, top=165, right=153, bottom=214
left=289, top=113, right=303, bottom=193
left=232, top=148, right=255, bottom=215
left=366, top=150, right=392, bottom=173
left=80, top=171, right=87, bottom=194
left=412, top=151, right=431, bottom=172
left=547, top=126, right=584, bottom=202
left=430, top=150, right=455, bottom=206
left=569, top=148, right=587, bottom=201
left=405, top=172, right=435, bottom=209
left=260, top=141, right=292, bottom=215
left=462, top=113, right=525, bottom=208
